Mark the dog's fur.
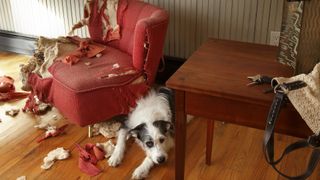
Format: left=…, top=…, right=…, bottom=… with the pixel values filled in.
left=108, top=87, right=174, bottom=179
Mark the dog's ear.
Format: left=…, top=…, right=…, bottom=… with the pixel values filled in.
left=158, top=87, right=175, bottom=121
left=158, top=87, right=173, bottom=101
left=129, top=123, right=146, bottom=138
left=153, top=120, right=173, bottom=134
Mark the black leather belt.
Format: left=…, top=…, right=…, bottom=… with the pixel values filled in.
left=263, top=80, right=320, bottom=179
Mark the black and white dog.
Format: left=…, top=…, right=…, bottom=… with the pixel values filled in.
left=108, top=87, right=174, bottom=179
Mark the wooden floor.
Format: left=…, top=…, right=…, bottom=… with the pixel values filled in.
left=0, top=52, right=319, bottom=180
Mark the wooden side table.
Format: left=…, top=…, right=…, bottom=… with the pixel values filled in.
left=166, top=39, right=312, bottom=180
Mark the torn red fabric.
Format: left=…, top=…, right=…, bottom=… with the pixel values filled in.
left=0, top=91, right=30, bottom=102
left=0, top=75, right=29, bottom=101
left=68, top=36, right=106, bottom=58
left=76, top=143, right=105, bottom=176
left=37, top=124, right=69, bottom=143
left=84, top=0, right=128, bottom=43
left=23, top=94, right=51, bottom=114
left=97, top=66, right=138, bottom=79
left=27, top=73, right=53, bottom=102
left=0, top=75, right=14, bottom=92
left=62, top=55, right=81, bottom=65
left=58, top=36, right=106, bottom=65
left=23, top=73, right=53, bottom=114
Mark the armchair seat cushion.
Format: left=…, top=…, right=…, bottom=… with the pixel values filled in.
left=49, top=46, right=141, bottom=92
left=28, top=45, right=149, bottom=126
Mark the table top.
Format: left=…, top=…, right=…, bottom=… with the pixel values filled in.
left=166, top=39, right=294, bottom=106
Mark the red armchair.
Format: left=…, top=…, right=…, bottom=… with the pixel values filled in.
left=28, top=0, right=169, bottom=126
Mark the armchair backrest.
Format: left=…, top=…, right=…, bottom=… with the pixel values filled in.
left=108, top=0, right=169, bottom=84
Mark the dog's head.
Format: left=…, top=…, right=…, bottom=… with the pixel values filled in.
left=128, top=87, right=175, bottom=164
left=130, top=120, right=174, bottom=164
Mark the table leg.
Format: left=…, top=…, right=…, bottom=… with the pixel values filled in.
left=206, top=119, right=214, bottom=165
left=175, top=90, right=186, bottom=180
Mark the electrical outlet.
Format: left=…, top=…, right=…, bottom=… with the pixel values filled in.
left=270, top=31, right=280, bottom=46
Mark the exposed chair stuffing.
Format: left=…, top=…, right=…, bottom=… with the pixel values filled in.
left=41, top=147, right=70, bottom=170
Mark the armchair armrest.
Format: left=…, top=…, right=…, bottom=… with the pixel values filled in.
left=133, top=9, right=169, bottom=85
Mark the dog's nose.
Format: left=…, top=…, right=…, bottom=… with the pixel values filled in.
left=157, top=156, right=165, bottom=164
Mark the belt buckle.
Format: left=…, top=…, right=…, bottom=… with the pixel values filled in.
left=274, top=84, right=289, bottom=94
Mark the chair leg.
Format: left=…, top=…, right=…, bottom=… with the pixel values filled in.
left=206, top=119, right=214, bottom=165
left=88, top=125, right=93, bottom=138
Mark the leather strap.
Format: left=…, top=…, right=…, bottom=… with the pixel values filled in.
left=264, top=81, right=320, bottom=179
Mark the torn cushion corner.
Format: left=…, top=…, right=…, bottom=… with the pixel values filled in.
left=27, top=73, right=54, bottom=102
left=23, top=73, right=54, bottom=114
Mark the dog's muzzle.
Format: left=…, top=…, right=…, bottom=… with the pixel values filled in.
left=157, top=156, right=166, bottom=164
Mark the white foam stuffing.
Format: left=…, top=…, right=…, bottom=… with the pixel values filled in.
left=41, top=147, right=70, bottom=170
left=96, top=140, right=115, bottom=158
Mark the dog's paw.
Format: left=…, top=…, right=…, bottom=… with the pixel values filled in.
left=108, top=151, right=122, bottom=167
left=132, top=167, right=149, bottom=179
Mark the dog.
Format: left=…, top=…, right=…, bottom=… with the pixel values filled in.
left=108, top=87, right=174, bottom=179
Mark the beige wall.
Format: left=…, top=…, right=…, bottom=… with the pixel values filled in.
left=0, top=0, right=283, bottom=58
left=144, top=0, right=284, bottom=58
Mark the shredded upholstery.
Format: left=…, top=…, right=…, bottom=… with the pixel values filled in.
left=57, top=36, right=106, bottom=65
left=70, top=0, right=123, bottom=42
left=92, top=120, right=122, bottom=138
left=20, top=37, right=78, bottom=82
left=5, top=107, right=20, bottom=117
left=41, top=147, right=70, bottom=170
left=96, top=140, right=115, bottom=158
left=37, top=124, right=68, bottom=143
left=23, top=95, right=52, bottom=115
left=0, top=76, right=29, bottom=101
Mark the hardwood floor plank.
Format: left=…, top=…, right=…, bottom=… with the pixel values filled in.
left=0, top=121, right=88, bottom=179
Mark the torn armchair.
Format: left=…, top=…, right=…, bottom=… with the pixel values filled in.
left=26, top=0, right=169, bottom=126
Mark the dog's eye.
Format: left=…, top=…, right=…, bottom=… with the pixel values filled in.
left=146, top=141, right=154, bottom=148
left=159, top=138, right=165, bottom=143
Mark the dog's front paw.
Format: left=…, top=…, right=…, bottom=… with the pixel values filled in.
left=108, top=151, right=123, bottom=167
left=132, top=167, right=149, bottom=179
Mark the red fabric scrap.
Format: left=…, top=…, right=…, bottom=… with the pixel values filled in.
left=22, top=94, right=51, bottom=115
left=23, top=73, right=53, bottom=114
left=37, top=124, right=69, bottom=143
left=85, top=0, right=128, bottom=43
left=27, top=73, right=53, bottom=102
left=76, top=143, right=106, bottom=176
left=0, top=75, right=29, bottom=102
left=97, top=66, right=138, bottom=79
left=0, top=75, right=14, bottom=92
left=62, top=55, right=81, bottom=65
left=59, top=36, right=106, bottom=65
